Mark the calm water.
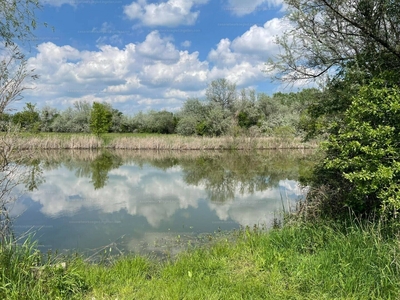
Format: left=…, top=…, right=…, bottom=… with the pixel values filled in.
left=9, top=150, right=313, bottom=256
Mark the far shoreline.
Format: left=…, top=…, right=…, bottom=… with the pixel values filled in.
left=7, top=132, right=320, bottom=150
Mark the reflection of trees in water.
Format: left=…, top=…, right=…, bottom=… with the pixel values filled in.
left=89, top=152, right=122, bottom=189
left=21, top=150, right=123, bottom=190
left=24, top=149, right=316, bottom=201
left=179, top=152, right=301, bottom=202
left=145, top=151, right=316, bottom=203
left=21, top=159, right=44, bottom=192
left=0, top=131, right=45, bottom=241
left=64, top=151, right=122, bottom=189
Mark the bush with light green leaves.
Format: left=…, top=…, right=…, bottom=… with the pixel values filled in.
left=310, top=80, right=400, bottom=218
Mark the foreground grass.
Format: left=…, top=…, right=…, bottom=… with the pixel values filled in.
left=2, top=221, right=399, bottom=299
left=8, top=132, right=319, bottom=150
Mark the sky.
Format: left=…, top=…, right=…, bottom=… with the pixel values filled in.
left=18, top=0, right=295, bottom=114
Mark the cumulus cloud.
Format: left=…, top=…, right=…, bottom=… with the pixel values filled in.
left=231, top=18, right=287, bottom=55
left=207, top=18, right=289, bottom=85
left=223, top=0, right=283, bottom=16
left=124, top=0, right=209, bottom=27
left=136, top=31, right=180, bottom=62
left=24, top=18, right=288, bottom=112
left=26, top=31, right=209, bottom=112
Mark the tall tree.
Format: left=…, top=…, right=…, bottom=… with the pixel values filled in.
left=90, top=102, right=112, bottom=136
left=0, top=0, right=45, bottom=238
left=206, top=78, right=237, bottom=111
left=12, top=102, right=40, bottom=132
left=275, top=0, right=400, bottom=218
left=0, top=0, right=45, bottom=114
left=275, top=0, right=400, bottom=82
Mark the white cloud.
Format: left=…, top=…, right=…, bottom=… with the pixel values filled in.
left=24, top=18, right=289, bottom=113
left=26, top=31, right=210, bottom=112
left=231, top=18, right=287, bottom=56
left=124, top=0, right=209, bottom=27
left=207, top=18, right=288, bottom=86
left=223, top=0, right=283, bottom=16
left=181, top=40, right=191, bottom=48
left=136, top=31, right=180, bottom=62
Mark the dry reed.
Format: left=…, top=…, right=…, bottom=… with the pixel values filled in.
left=10, top=134, right=318, bottom=150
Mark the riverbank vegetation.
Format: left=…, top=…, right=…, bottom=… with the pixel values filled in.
left=7, top=132, right=318, bottom=150
left=1, top=220, right=399, bottom=299
left=2, top=83, right=320, bottom=139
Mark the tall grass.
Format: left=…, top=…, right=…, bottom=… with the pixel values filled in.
left=9, top=133, right=319, bottom=150
left=81, top=220, right=400, bottom=299
left=0, top=237, right=88, bottom=299
left=2, top=220, right=399, bottom=299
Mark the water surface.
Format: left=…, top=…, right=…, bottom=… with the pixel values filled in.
left=10, top=150, right=313, bottom=256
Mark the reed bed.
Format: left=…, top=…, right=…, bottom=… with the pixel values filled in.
left=8, top=134, right=104, bottom=150
left=11, top=134, right=318, bottom=150
left=109, top=135, right=318, bottom=150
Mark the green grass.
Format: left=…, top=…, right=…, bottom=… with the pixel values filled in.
left=2, top=220, right=399, bottom=299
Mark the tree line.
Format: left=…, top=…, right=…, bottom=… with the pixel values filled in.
left=1, top=78, right=321, bottom=137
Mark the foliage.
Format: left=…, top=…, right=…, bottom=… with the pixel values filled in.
left=176, top=98, right=208, bottom=136
left=205, top=78, right=237, bottom=112
left=50, top=101, right=92, bottom=133
left=131, top=110, right=177, bottom=134
left=147, top=110, right=176, bottom=134
left=176, top=115, right=198, bottom=136
left=275, top=0, right=400, bottom=219
left=39, top=106, right=58, bottom=132
left=90, top=102, right=112, bottom=136
left=274, top=0, right=400, bottom=81
left=236, top=88, right=260, bottom=129
left=308, top=80, right=400, bottom=217
left=12, top=102, right=40, bottom=132
left=0, top=0, right=45, bottom=114
left=6, top=80, right=322, bottom=138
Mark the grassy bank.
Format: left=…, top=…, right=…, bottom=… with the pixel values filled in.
left=7, top=133, right=318, bottom=150
left=2, top=221, right=399, bottom=299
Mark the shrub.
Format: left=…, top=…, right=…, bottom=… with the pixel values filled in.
left=308, top=80, right=400, bottom=218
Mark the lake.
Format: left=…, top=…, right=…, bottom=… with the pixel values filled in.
left=8, top=150, right=314, bottom=257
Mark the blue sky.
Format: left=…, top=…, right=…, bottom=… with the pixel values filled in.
left=20, top=0, right=295, bottom=114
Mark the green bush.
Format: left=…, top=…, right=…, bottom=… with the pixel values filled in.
left=309, top=80, right=400, bottom=218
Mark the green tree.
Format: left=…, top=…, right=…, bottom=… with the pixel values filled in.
left=236, top=89, right=260, bottom=129
left=0, top=0, right=45, bottom=115
left=0, top=0, right=46, bottom=239
left=12, top=102, right=40, bottom=132
left=206, top=78, right=237, bottom=112
left=90, top=102, right=112, bottom=136
left=50, top=102, right=91, bottom=133
left=274, top=0, right=400, bottom=82
left=39, top=106, right=58, bottom=132
left=275, top=0, right=400, bottom=218
left=176, top=98, right=208, bottom=136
